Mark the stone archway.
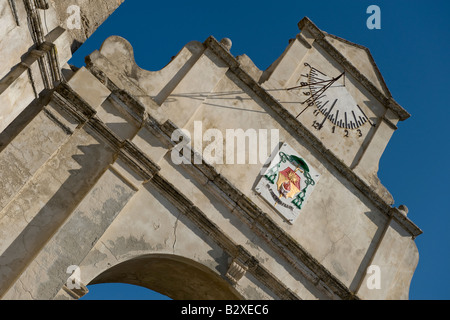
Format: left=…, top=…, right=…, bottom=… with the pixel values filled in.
left=88, top=254, right=243, bottom=300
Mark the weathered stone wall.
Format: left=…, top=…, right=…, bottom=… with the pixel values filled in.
left=0, top=12, right=421, bottom=300
left=48, top=0, right=125, bottom=52
left=0, top=0, right=124, bottom=135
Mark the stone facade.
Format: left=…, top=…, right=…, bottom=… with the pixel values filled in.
left=0, top=0, right=124, bottom=135
left=0, top=2, right=421, bottom=300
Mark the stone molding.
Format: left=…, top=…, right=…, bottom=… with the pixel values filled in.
left=21, top=0, right=61, bottom=89
left=7, top=0, right=20, bottom=26
left=52, top=83, right=160, bottom=182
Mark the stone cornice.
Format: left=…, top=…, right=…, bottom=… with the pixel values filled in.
left=69, top=67, right=341, bottom=297
left=35, top=0, right=49, bottom=10
left=53, top=83, right=160, bottom=181
left=21, top=0, right=61, bottom=89
left=23, top=0, right=46, bottom=45
left=7, top=0, right=20, bottom=26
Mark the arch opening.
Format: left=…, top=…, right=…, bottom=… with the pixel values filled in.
left=81, top=283, right=171, bottom=300
left=88, top=254, right=242, bottom=300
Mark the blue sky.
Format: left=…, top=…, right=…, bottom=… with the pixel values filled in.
left=72, top=0, right=450, bottom=300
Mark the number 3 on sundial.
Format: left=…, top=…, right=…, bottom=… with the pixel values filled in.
left=288, top=63, right=376, bottom=138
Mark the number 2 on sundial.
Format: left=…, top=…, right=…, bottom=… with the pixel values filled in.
left=287, top=63, right=376, bottom=138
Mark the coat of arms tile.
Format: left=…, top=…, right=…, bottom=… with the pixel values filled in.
left=255, top=143, right=321, bottom=224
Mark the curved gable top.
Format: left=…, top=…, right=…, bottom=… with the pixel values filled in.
left=298, top=17, right=410, bottom=121
left=324, top=32, right=391, bottom=97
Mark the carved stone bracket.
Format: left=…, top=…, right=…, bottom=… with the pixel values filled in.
left=22, top=0, right=62, bottom=89
left=226, top=258, right=249, bottom=286
left=7, top=0, right=20, bottom=26
left=35, top=0, right=49, bottom=10
left=62, top=283, right=89, bottom=300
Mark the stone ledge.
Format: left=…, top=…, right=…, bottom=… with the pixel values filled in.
left=52, top=83, right=160, bottom=183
